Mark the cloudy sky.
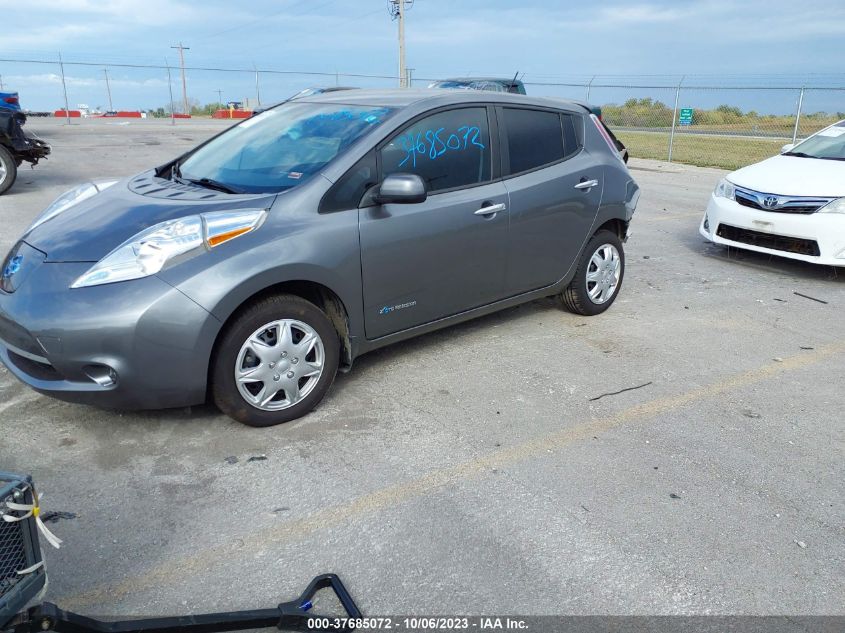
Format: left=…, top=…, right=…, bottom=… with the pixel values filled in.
left=3, top=0, right=844, bottom=111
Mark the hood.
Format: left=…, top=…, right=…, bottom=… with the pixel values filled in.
left=23, top=171, right=277, bottom=262
left=728, top=154, right=845, bottom=198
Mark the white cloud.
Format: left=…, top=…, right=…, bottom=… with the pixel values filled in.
left=597, top=4, right=688, bottom=23
left=6, top=73, right=168, bottom=89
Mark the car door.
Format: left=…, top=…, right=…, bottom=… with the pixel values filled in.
left=359, top=105, right=509, bottom=340
left=498, top=107, right=603, bottom=294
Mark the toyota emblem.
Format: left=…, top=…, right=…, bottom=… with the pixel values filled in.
left=762, top=195, right=779, bottom=208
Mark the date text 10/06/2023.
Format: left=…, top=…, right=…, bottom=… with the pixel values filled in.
left=396, top=125, right=486, bottom=169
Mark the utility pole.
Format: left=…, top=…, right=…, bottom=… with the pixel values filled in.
left=166, top=60, right=176, bottom=126
left=397, top=0, right=406, bottom=87
left=170, top=42, right=190, bottom=114
left=216, top=89, right=223, bottom=106
left=103, top=68, right=113, bottom=111
left=58, top=52, right=71, bottom=125
left=0, top=75, right=4, bottom=91
left=389, top=1, right=413, bottom=88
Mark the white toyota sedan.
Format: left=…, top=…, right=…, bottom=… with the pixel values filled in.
left=700, top=120, right=845, bottom=266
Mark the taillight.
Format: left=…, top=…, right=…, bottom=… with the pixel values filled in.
left=3, top=96, right=19, bottom=105
left=590, top=114, right=623, bottom=162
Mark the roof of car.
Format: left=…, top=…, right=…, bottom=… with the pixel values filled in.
left=298, top=88, right=580, bottom=112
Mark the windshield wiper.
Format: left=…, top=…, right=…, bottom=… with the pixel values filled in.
left=184, top=177, right=244, bottom=194
left=783, top=151, right=815, bottom=158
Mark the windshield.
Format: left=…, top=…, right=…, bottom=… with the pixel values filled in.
left=787, top=121, right=845, bottom=160
left=178, top=103, right=394, bottom=193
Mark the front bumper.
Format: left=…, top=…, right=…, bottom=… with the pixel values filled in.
left=700, top=194, right=845, bottom=267
left=0, top=255, right=221, bottom=410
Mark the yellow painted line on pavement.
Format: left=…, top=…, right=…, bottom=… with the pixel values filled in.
left=64, top=340, right=845, bottom=608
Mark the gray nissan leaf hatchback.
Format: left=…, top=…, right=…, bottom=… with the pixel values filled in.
left=0, top=90, right=639, bottom=426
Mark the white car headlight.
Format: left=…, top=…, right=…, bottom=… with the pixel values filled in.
left=714, top=178, right=736, bottom=200
left=819, top=198, right=845, bottom=214
left=27, top=180, right=119, bottom=232
left=71, top=209, right=266, bottom=288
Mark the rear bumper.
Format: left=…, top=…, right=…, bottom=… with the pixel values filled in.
left=700, top=194, right=845, bottom=267
left=0, top=259, right=221, bottom=410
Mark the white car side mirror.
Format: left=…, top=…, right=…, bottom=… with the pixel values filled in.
left=781, top=143, right=795, bottom=153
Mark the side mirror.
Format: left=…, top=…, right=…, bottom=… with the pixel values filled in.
left=781, top=143, right=795, bottom=153
left=375, top=173, right=427, bottom=205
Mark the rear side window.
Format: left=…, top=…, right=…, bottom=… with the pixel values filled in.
left=503, top=108, right=564, bottom=175
left=380, top=107, right=492, bottom=193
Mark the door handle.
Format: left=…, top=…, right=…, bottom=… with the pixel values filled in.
left=574, top=179, right=599, bottom=190
left=475, top=203, right=507, bottom=216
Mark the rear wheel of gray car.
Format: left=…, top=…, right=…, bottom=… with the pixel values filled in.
left=0, top=145, right=17, bottom=195
left=559, top=229, right=625, bottom=316
left=211, top=294, right=340, bottom=427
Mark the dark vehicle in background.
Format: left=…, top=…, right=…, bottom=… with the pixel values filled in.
left=251, top=86, right=358, bottom=117
left=0, top=92, right=22, bottom=113
left=0, top=111, right=50, bottom=195
left=0, top=89, right=638, bottom=427
left=429, top=77, right=527, bottom=94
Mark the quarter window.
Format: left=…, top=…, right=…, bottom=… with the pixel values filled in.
left=561, top=114, right=580, bottom=158
left=380, top=107, right=492, bottom=193
left=503, top=108, right=565, bottom=175
left=319, top=151, right=378, bottom=212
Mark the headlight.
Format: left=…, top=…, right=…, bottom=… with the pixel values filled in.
left=819, top=198, right=845, bottom=214
left=714, top=178, right=736, bottom=200
left=27, top=180, right=119, bottom=232
left=71, top=209, right=266, bottom=288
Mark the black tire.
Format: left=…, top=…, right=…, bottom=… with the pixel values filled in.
left=0, top=145, right=18, bottom=195
left=559, top=229, right=625, bottom=316
left=211, top=294, right=340, bottom=427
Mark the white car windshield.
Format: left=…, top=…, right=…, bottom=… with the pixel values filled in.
left=786, top=121, right=845, bottom=161
left=177, top=103, right=394, bottom=193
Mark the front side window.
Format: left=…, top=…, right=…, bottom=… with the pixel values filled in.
left=178, top=103, right=394, bottom=193
left=503, top=108, right=565, bottom=175
left=380, top=107, right=492, bottom=193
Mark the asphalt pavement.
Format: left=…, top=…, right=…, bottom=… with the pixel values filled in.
left=1, top=118, right=842, bottom=617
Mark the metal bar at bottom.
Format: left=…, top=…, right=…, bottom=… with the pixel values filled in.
left=25, top=603, right=283, bottom=633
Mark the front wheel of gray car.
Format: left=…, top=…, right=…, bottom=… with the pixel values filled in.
left=0, top=145, right=18, bottom=195
left=559, top=229, right=625, bottom=316
left=211, top=294, right=340, bottom=427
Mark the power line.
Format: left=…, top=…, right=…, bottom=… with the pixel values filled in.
left=197, top=0, right=339, bottom=41
left=0, top=56, right=402, bottom=80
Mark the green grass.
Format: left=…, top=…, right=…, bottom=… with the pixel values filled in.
left=615, top=130, right=788, bottom=170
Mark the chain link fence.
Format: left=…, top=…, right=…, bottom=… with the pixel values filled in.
left=2, top=56, right=843, bottom=171
left=521, top=79, right=844, bottom=170
left=0, top=56, right=400, bottom=119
